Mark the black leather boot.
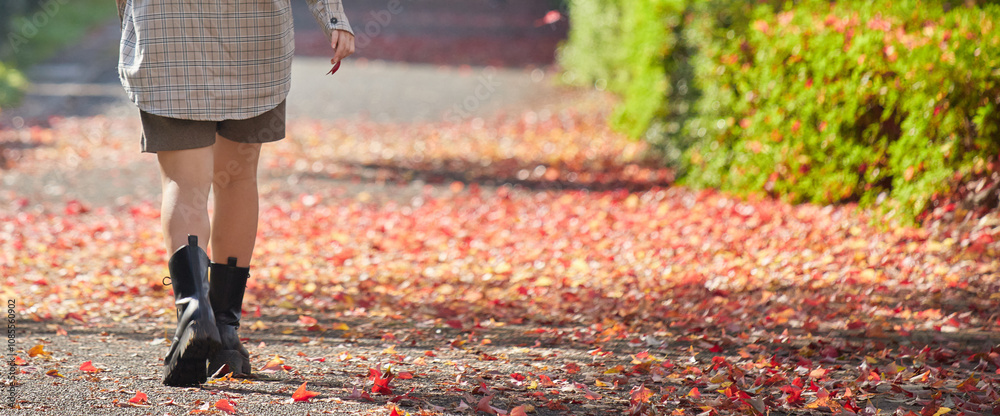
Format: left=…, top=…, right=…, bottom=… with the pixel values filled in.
left=163, top=235, right=222, bottom=387
left=207, top=257, right=251, bottom=377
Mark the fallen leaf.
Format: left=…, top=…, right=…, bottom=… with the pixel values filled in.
left=28, top=344, right=50, bottom=357
left=215, top=399, right=236, bottom=413
left=128, top=391, right=148, bottom=405
left=79, top=361, right=102, bottom=373
left=292, top=382, right=320, bottom=402
left=260, top=356, right=285, bottom=373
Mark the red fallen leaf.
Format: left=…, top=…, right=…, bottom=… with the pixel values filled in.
left=12, top=356, right=27, bottom=366
left=688, top=387, right=701, bottom=398
left=79, top=360, right=102, bottom=372
left=473, top=381, right=493, bottom=395
left=397, top=371, right=413, bottom=380
left=370, top=367, right=394, bottom=395
left=510, top=405, right=528, bottom=416
left=292, top=381, right=320, bottom=402
left=544, top=399, right=568, bottom=410
left=214, top=399, right=236, bottom=414
left=128, top=391, right=148, bottom=405
left=510, top=373, right=526, bottom=381
left=576, top=383, right=602, bottom=400
left=445, top=319, right=463, bottom=329
left=348, top=386, right=373, bottom=402
left=389, top=386, right=417, bottom=403
left=957, top=375, right=980, bottom=392
left=709, top=344, right=724, bottom=353
left=781, top=386, right=804, bottom=406
left=538, top=374, right=557, bottom=387
left=564, top=362, right=581, bottom=374
left=476, top=395, right=497, bottom=415
left=298, top=315, right=318, bottom=325
left=389, top=407, right=401, bottom=416
left=847, top=320, right=867, bottom=330
left=630, top=384, right=653, bottom=405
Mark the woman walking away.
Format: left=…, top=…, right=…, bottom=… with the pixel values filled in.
left=115, top=0, right=355, bottom=386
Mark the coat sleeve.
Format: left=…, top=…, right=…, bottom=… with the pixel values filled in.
left=304, top=0, right=354, bottom=39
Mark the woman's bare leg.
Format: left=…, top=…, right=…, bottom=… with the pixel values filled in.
left=158, top=146, right=215, bottom=253
left=210, top=135, right=261, bottom=268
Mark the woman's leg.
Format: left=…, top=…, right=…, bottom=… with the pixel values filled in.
left=157, top=144, right=221, bottom=386
left=210, top=135, right=262, bottom=267
left=158, top=146, right=215, bottom=253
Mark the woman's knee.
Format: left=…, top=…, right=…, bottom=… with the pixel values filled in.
left=213, top=135, right=261, bottom=187
left=158, top=146, right=215, bottom=189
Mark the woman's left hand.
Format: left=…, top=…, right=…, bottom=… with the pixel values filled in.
left=331, top=29, right=355, bottom=63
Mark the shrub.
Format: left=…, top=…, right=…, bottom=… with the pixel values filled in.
left=560, top=0, right=1000, bottom=223
left=558, top=0, right=684, bottom=138
left=0, top=62, right=27, bottom=106
left=680, top=0, right=1000, bottom=222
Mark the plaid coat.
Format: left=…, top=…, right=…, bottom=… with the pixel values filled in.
left=116, top=0, right=352, bottom=120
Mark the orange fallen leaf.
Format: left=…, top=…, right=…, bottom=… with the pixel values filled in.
left=215, top=398, right=236, bottom=413
left=260, top=356, right=285, bottom=372
left=688, top=387, right=701, bottom=398
left=45, top=369, right=64, bottom=378
left=28, top=344, right=50, bottom=357
left=12, top=356, right=27, bottom=366
left=128, top=391, right=148, bottom=405
left=79, top=360, right=102, bottom=373
left=510, top=405, right=529, bottom=416
left=292, top=381, right=320, bottom=402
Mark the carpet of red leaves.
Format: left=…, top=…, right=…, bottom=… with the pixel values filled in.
left=2, top=94, right=1000, bottom=415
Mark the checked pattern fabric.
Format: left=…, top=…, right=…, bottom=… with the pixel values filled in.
left=117, top=0, right=352, bottom=121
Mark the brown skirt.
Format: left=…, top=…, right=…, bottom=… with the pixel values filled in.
left=139, top=101, right=286, bottom=153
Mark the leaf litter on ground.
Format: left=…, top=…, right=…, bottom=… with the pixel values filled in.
left=1, top=91, right=999, bottom=415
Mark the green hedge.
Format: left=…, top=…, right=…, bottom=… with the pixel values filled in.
left=560, top=0, right=1000, bottom=223
left=559, top=0, right=685, bottom=138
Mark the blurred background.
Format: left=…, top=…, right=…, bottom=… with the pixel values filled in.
left=1, top=0, right=999, bottom=226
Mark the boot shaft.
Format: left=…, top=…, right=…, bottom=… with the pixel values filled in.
left=168, top=235, right=210, bottom=300
left=209, top=257, right=250, bottom=327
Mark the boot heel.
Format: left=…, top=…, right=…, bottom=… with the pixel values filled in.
left=164, top=358, right=209, bottom=387
left=177, top=321, right=222, bottom=361
left=209, top=350, right=251, bottom=377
